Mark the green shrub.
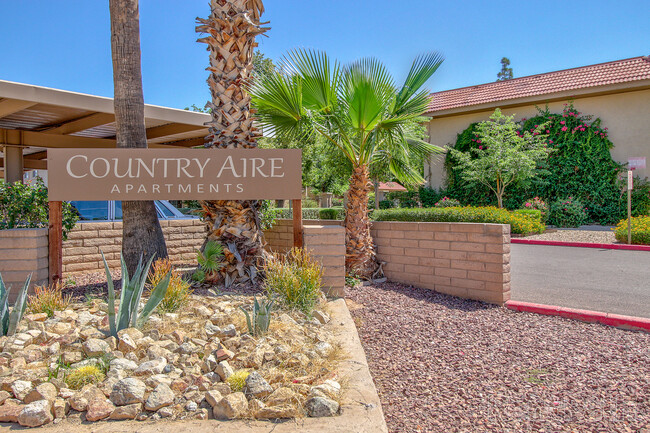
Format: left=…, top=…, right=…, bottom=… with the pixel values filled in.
left=434, top=197, right=461, bottom=207
left=196, top=240, right=224, bottom=281
left=269, top=208, right=343, bottom=220
left=372, top=206, right=545, bottom=235
left=0, top=179, right=78, bottom=239
left=386, top=190, right=419, bottom=208
left=378, top=200, right=394, bottom=209
left=418, top=186, right=446, bottom=208
left=264, top=248, right=323, bottom=315
left=303, top=199, right=319, bottom=208
left=548, top=197, right=588, bottom=228
left=615, top=216, right=650, bottom=245
left=227, top=370, right=250, bottom=392
left=522, top=197, right=549, bottom=222
left=513, top=209, right=542, bottom=224
left=318, top=208, right=341, bottom=220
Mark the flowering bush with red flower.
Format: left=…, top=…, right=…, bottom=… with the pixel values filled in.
left=442, top=102, right=645, bottom=224
left=434, top=197, right=461, bottom=207
left=522, top=197, right=548, bottom=222
left=0, top=178, right=78, bottom=239
left=548, top=197, right=588, bottom=228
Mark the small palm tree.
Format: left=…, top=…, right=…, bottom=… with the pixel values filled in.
left=250, top=50, right=444, bottom=279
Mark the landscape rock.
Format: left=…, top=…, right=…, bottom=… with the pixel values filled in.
left=24, top=382, right=57, bottom=404
left=215, top=360, right=233, bottom=381
left=109, top=403, right=141, bottom=420
left=134, top=357, right=167, bottom=375
left=11, top=380, right=33, bottom=401
left=204, top=390, right=223, bottom=408
left=117, top=333, right=137, bottom=353
left=244, top=372, right=273, bottom=399
left=310, top=380, right=341, bottom=400
left=212, top=392, right=248, bottom=420
left=52, top=398, right=68, bottom=419
left=305, top=396, right=339, bottom=417
left=110, top=378, right=146, bottom=406
left=82, top=338, right=110, bottom=357
left=266, top=387, right=301, bottom=406
left=144, top=383, right=175, bottom=411
left=0, top=402, right=23, bottom=422
left=18, top=399, right=53, bottom=427
left=86, top=398, right=115, bottom=421
left=110, top=358, right=138, bottom=371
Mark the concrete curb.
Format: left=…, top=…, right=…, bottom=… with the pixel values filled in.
left=0, top=299, right=389, bottom=433
left=511, top=238, right=650, bottom=251
left=505, top=300, right=650, bottom=332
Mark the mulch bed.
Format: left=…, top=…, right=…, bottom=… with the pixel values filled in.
left=346, top=282, right=650, bottom=433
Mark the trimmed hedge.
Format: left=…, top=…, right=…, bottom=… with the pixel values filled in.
left=372, top=206, right=545, bottom=235
left=270, top=207, right=344, bottom=220
left=614, top=216, right=650, bottom=245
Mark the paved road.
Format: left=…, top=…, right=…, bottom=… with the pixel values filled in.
left=511, top=244, right=650, bottom=319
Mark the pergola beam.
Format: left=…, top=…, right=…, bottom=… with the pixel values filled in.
left=44, top=112, right=115, bottom=135
left=0, top=99, right=37, bottom=119
left=0, top=157, right=47, bottom=170
left=146, top=123, right=207, bottom=139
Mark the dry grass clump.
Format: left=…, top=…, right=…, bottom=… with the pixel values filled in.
left=264, top=248, right=322, bottom=315
left=26, top=281, right=72, bottom=318
left=227, top=369, right=250, bottom=391
left=65, top=365, right=105, bottom=390
left=148, top=258, right=193, bottom=313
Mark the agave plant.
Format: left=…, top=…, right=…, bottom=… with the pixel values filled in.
left=239, top=296, right=274, bottom=337
left=101, top=252, right=170, bottom=337
left=0, top=272, right=32, bottom=336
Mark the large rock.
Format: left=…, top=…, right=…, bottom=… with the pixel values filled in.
left=0, top=402, right=23, bottom=422
left=117, top=327, right=144, bottom=341
left=310, top=380, right=341, bottom=400
left=18, top=400, right=53, bottom=427
left=117, top=333, right=137, bottom=353
left=215, top=361, right=233, bottom=381
left=109, top=403, right=141, bottom=420
left=11, top=380, right=33, bottom=401
left=244, top=372, right=273, bottom=399
left=305, top=396, right=339, bottom=417
left=313, top=310, right=330, bottom=324
left=52, top=398, right=68, bottom=419
left=144, top=383, right=175, bottom=411
left=24, top=382, right=57, bottom=404
left=256, top=404, right=299, bottom=419
left=213, top=392, right=248, bottom=420
left=83, top=338, right=110, bottom=357
left=110, top=358, right=138, bottom=371
left=110, top=378, right=146, bottom=406
left=86, top=398, right=115, bottom=421
left=134, top=358, right=167, bottom=376
left=204, top=390, right=223, bottom=408
left=266, top=387, right=301, bottom=407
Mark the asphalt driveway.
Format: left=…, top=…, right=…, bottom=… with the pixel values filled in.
left=511, top=244, right=650, bottom=319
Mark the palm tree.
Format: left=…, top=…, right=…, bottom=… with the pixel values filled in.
left=109, top=0, right=168, bottom=273
left=195, top=0, right=269, bottom=286
left=250, top=50, right=444, bottom=279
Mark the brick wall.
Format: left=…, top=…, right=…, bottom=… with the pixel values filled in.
left=0, top=228, right=49, bottom=300
left=371, top=221, right=511, bottom=304
left=63, top=220, right=206, bottom=274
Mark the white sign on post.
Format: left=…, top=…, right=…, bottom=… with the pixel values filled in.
left=628, top=157, right=646, bottom=170
left=628, top=170, right=634, bottom=191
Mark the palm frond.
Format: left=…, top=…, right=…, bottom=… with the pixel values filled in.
left=394, top=52, right=444, bottom=115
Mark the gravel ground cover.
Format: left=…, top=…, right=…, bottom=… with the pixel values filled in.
left=524, top=229, right=616, bottom=244
left=347, top=282, right=650, bottom=433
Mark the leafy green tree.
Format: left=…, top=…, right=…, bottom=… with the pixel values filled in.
left=450, top=109, right=549, bottom=208
left=249, top=49, right=444, bottom=278
left=497, top=57, right=513, bottom=81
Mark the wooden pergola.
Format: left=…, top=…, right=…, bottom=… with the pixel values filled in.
left=0, top=79, right=212, bottom=182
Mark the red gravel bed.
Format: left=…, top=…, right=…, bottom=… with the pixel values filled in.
left=346, top=282, right=650, bottom=433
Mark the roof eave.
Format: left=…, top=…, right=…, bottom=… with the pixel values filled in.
left=425, top=79, right=650, bottom=119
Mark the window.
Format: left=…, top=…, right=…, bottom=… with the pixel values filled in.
left=70, top=201, right=109, bottom=221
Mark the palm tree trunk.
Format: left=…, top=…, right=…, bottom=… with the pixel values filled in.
left=109, top=0, right=167, bottom=274
left=345, top=165, right=380, bottom=280
left=196, top=0, right=268, bottom=285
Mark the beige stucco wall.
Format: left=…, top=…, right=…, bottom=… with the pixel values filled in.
left=426, top=88, right=650, bottom=189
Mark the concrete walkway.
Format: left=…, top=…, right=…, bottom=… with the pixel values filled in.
left=511, top=243, right=650, bottom=319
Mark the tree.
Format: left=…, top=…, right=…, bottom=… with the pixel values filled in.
left=497, top=57, right=513, bottom=81
left=195, top=0, right=269, bottom=286
left=109, top=0, right=168, bottom=273
left=250, top=50, right=444, bottom=279
left=450, top=109, right=549, bottom=208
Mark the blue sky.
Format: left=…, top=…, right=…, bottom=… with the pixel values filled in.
left=1, top=0, right=648, bottom=109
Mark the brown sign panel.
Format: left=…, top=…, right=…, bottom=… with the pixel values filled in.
left=47, top=148, right=302, bottom=201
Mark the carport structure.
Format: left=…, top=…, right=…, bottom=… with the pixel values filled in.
left=0, top=79, right=211, bottom=182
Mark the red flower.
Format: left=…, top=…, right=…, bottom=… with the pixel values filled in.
left=560, top=121, right=565, bottom=125
left=561, top=126, right=568, bottom=132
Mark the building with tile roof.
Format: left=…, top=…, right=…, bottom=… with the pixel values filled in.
left=424, top=56, right=650, bottom=189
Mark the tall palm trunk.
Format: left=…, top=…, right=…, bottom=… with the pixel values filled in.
left=196, top=0, right=268, bottom=286
left=109, top=0, right=167, bottom=273
left=345, top=165, right=380, bottom=279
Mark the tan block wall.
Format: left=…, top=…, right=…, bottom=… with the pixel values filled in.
left=0, top=228, right=49, bottom=301
left=62, top=220, right=206, bottom=274
left=371, top=221, right=511, bottom=304
left=263, top=219, right=345, bottom=297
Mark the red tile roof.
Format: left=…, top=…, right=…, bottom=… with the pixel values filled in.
left=427, top=56, right=650, bottom=113
left=378, top=182, right=407, bottom=192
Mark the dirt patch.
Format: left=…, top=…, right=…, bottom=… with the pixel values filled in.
left=347, top=282, right=650, bottom=433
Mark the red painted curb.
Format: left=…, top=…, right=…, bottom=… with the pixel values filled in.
left=511, top=238, right=650, bottom=251
left=505, top=300, right=650, bottom=332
